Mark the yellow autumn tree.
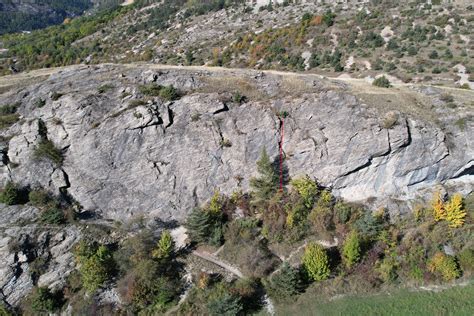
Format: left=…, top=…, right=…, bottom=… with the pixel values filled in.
left=444, top=193, right=466, bottom=228
left=431, top=191, right=446, bottom=221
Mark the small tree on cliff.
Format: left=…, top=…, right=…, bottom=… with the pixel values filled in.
left=250, top=148, right=279, bottom=205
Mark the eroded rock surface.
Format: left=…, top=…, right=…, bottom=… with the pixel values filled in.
left=0, top=64, right=472, bottom=222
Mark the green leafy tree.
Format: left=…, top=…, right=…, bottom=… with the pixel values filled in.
left=290, top=176, right=318, bottom=208
left=428, top=252, right=460, bottom=281
left=75, top=243, right=114, bottom=293
left=302, top=242, right=330, bottom=281
left=250, top=148, right=279, bottom=204
left=342, top=230, right=361, bottom=269
left=265, top=263, right=302, bottom=301
left=152, top=230, right=175, bottom=260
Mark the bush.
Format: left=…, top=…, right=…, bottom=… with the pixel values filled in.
left=373, top=76, right=392, bottom=88
left=40, top=207, right=65, bottom=225
left=159, top=85, right=180, bottom=101
left=342, top=231, right=361, bottom=269
left=444, top=193, right=466, bottom=228
left=28, top=189, right=51, bottom=207
left=429, top=50, right=439, bottom=59
left=302, top=242, right=330, bottom=281
left=458, top=248, right=474, bottom=273
left=33, top=139, right=63, bottom=165
left=428, top=252, right=461, bottom=281
left=139, top=84, right=180, bottom=101
left=0, top=181, right=22, bottom=205
left=265, top=263, right=302, bottom=301
left=440, top=93, right=454, bottom=102
left=30, top=287, right=62, bottom=313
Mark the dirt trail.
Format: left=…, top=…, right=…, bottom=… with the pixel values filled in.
left=192, top=249, right=244, bottom=278
left=1, top=63, right=473, bottom=95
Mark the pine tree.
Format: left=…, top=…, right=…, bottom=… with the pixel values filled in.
left=185, top=208, right=211, bottom=243
left=250, top=148, right=279, bottom=204
left=152, top=230, right=175, bottom=260
left=444, top=193, right=466, bottom=228
left=431, top=191, right=446, bottom=222
left=266, top=263, right=302, bottom=301
left=342, top=230, right=361, bottom=269
left=302, top=242, right=330, bottom=281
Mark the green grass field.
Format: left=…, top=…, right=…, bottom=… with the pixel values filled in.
left=274, top=282, right=474, bottom=316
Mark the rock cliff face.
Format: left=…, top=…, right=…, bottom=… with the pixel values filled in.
left=0, top=64, right=472, bottom=222
left=0, top=205, right=82, bottom=306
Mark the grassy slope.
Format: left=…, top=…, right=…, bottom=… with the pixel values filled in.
left=275, top=282, right=474, bottom=316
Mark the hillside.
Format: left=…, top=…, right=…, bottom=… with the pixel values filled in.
left=0, top=0, right=122, bottom=35
left=0, top=0, right=472, bottom=90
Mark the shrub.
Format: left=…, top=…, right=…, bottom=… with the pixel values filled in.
left=51, top=92, right=63, bottom=101
left=0, top=104, right=20, bottom=129
left=28, top=189, right=51, bottom=207
left=30, top=287, right=61, bottom=313
left=429, top=50, right=439, bottom=59
left=0, top=303, right=11, bottom=316
left=458, top=248, right=474, bottom=273
left=97, top=84, right=113, bottom=94
left=342, top=231, right=361, bottom=269
left=440, top=93, right=454, bottom=102
left=34, top=98, right=46, bottom=108
left=159, top=85, right=180, bottom=101
left=33, top=139, right=63, bottom=165
left=265, top=263, right=302, bottom=301
left=428, top=252, right=460, bottom=281
left=232, top=92, right=246, bottom=104
left=302, top=242, right=330, bottom=281
left=0, top=181, right=22, bottom=205
left=373, top=76, right=392, bottom=88
left=139, top=84, right=180, bottom=101
left=40, top=207, right=65, bottom=225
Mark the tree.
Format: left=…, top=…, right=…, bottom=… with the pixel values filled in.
left=250, top=148, right=278, bottom=204
left=342, top=231, right=361, bottom=269
left=152, top=230, right=175, bottom=260
left=208, top=190, right=223, bottom=214
left=431, top=191, right=446, bottom=222
left=302, top=242, right=330, bottom=281
left=207, top=293, right=243, bottom=316
left=30, top=287, right=60, bottom=313
left=185, top=208, right=212, bottom=243
left=290, top=176, right=318, bottom=208
left=444, top=193, right=466, bottom=228
left=428, top=252, right=460, bottom=281
left=75, top=243, right=114, bottom=293
left=265, top=263, right=302, bottom=301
